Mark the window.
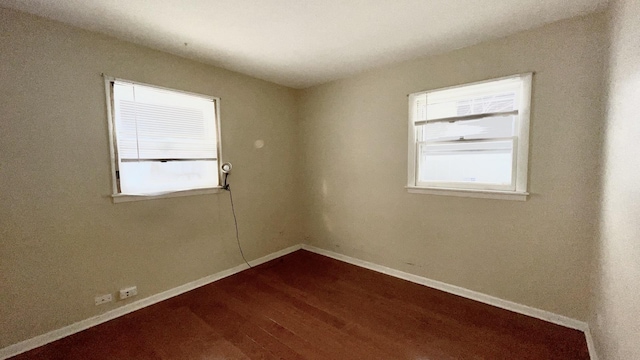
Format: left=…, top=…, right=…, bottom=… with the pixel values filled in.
left=407, top=74, right=532, bottom=200
left=104, top=77, right=222, bottom=201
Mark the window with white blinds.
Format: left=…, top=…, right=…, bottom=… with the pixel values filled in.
left=106, top=78, right=221, bottom=196
left=408, top=74, right=532, bottom=195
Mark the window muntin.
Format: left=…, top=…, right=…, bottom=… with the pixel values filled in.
left=408, top=74, right=531, bottom=193
left=106, top=78, right=221, bottom=196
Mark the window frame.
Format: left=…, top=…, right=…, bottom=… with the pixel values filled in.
left=406, top=73, right=532, bottom=201
left=103, top=75, right=224, bottom=203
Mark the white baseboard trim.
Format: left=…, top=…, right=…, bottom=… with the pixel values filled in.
left=1, top=243, right=599, bottom=360
left=584, top=326, right=600, bottom=360
left=0, top=244, right=302, bottom=360
left=301, top=245, right=597, bottom=357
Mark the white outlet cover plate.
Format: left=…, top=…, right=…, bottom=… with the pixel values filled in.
left=95, top=294, right=113, bottom=305
left=119, top=286, right=137, bottom=300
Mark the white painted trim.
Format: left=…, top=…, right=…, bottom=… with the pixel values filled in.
left=407, top=73, right=533, bottom=198
left=584, top=326, right=600, bottom=360
left=244, top=244, right=302, bottom=267
left=304, top=245, right=598, bottom=360
left=1, top=243, right=599, bottom=360
left=406, top=186, right=529, bottom=201
left=407, top=93, right=418, bottom=187
left=409, top=72, right=536, bottom=96
left=103, top=75, right=119, bottom=196
left=112, top=187, right=224, bottom=203
left=515, top=73, right=532, bottom=194
left=103, top=75, right=225, bottom=200
left=0, top=244, right=302, bottom=360
left=301, top=244, right=587, bottom=331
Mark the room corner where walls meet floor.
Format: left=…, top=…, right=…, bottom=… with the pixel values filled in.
left=1, top=243, right=598, bottom=360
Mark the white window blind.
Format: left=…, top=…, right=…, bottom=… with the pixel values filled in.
left=109, top=80, right=220, bottom=195
left=408, top=74, right=532, bottom=195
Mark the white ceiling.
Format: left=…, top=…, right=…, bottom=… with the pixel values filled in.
left=1, top=0, right=607, bottom=88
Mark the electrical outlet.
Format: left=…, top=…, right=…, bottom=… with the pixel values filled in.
left=119, top=286, right=137, bottom=300
left=95, top=294, right=113, bottom=306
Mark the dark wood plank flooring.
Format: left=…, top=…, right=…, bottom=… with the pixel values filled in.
left=11, top=250, right=589, bottom=359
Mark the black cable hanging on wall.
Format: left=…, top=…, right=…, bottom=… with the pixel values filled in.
left=221, top=163, right=251, bottom=269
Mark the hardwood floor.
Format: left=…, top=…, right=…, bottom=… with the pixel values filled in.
left=11, top=250, right=589, bottom=359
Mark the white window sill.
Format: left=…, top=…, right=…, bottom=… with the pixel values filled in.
left=406, top=186, right=528, bottom=201
left=112, top=187, right=224, bottom=203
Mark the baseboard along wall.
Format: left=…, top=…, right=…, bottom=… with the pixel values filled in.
left=300, top=245, right=598, bottom=360
left=0, top=243, right=598, bottom=360
left=0, top=244, right=303, bottom=360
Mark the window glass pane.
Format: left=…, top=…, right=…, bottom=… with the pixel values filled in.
left=418, top=115, right=515, bottom=142
left=119, top=160, right=218, bottom=194
left=454, top=92, right=516, bottom=116
left=417, top=140, right=513, bottom=186
left=425, top=77, right=521, bottom=121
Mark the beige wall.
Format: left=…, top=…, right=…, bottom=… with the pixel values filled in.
left=591, top=0, right=640, bottom=358
left=1, top=4, right=620, bottom=353
left=298, top=13, right=607, bottom=321
left=0, top=7, right=301, bottom=348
